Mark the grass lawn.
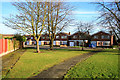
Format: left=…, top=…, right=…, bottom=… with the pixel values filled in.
left=3, top=48, right=90, bottom=78
left=2, top=49, right=26, bottom=78
left=64, top=49, right=119, bottom=78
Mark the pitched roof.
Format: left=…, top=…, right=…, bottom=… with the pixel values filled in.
left=56, top=32, right=70, bottom=35
left=91, top=31, right=111, bottom=36
left=70, top=31, right=90, bottom=36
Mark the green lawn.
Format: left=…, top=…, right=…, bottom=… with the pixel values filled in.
left=3, top=48, right=90, bottom=78
left=64, top=49, right=119, bottom=78
left=2, top=49, right=26, bottom=78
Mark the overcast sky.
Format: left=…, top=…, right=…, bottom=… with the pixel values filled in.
left=0, top=1, right=109, bottom=35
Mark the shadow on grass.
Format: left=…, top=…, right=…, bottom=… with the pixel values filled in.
left=94, top=49, right=120, bottom=55
left=24, top=47, right=113, bottom=54
left=66, top=49, right=95, bottom=52
left=24, top=47, right=36, bottom=49
left=98, top=49, right=120, bottom=53
left=24, top=47, right=99, bottom=53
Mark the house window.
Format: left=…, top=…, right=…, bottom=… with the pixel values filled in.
left=31, top=37, right=33, bottom=39
left=107, top=36, right=110, bottom=39
left=98, top=42, right=101, bottom=46
left=101, top=35, right=104, bottom=39
left=79, top=36, right=82, bottom=38
left=56, top=36, right=59, bottom=39
left=79, top=41, right=83, bottom=46
left=42, top=37, right=45, bottom=39
left=61, top=36, right=67, bottom=39
left=46, top=36, right=49, bottom=39
left=94, top=36, right=98, bottom=39
left=73, top=35, right=77, bottom=39
left=102, top=35, right=110, bottom=39
left=60, top=41, right=67, bottom=45
left=103, top=41, right=110, bottom=46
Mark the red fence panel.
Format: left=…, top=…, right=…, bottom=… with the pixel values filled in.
left=5, top=39, right=8, bottom=52
left=0, top=38, right=19, bottom=55
left=2, top=39, right=5, bottom=53
left=0, top=39, right=2, bottom=54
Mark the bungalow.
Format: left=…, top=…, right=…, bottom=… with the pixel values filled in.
left=91, top=31, right=114, bottom=47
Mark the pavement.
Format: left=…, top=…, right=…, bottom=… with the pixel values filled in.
left=28, top=49, right=102, bottom=79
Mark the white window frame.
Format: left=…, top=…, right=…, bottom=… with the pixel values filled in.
left=56, top=36, right=59, bottom=39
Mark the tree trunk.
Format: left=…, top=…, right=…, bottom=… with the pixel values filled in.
left=50, top=38, right=54, bottom=50
left=36, top=40, right=40, bottom=53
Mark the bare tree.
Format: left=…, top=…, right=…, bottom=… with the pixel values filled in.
left=46, top=2, right=73, bottom=50
left=76, top=21, right=92, bottom=50
left=3, top=2, right=47, bottom=53
left=95, top=1, right=120, bottom=42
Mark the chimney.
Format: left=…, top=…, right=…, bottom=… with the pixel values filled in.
left=69, top=32, right=70, bottom=35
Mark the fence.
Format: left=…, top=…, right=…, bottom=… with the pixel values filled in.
left=0, top=38, right=20, bottom=57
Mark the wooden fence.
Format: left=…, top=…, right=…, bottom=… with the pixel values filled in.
left=0, top=36, right=20, bottom=56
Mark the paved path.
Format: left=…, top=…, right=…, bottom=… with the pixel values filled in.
left=28, top=49, right=102, bottom=79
